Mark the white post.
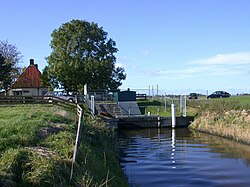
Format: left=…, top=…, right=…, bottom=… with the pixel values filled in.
left=164, top=93, right=167, bottom=112
left=171, top=103, right=176, bottom=128
left=91, top=95, right=95, bottom=116
left=152, top=85, right=154, bottom=101
left=157, top=84, right=158, bottom=96
left=84, top=84, right=87, bottom=95
left=157, top=116, right=161, bottom=127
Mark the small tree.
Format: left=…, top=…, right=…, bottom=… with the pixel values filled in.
left=0, top=40, right=22, bottom=91
left=46, top=19, right=126, bottom=93
left=0, top=54, right=12, bottom=92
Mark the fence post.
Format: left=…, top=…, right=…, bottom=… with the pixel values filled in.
left=91, top=95, right=95, bottom=116
left=171, top=103, right=176, bottom=128
left=180, top=95, right=186, bottom=117
left=70, top=104, right=84, bottom=182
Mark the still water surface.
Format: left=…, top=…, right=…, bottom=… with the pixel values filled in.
left=117, top=128, right=250, bottom=187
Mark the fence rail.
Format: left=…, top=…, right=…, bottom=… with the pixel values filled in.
left=0, top=95, right=76, bottom=106
left=136, top=94, right=147, bottom=100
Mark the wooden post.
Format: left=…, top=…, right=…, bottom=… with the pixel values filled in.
left=70, top=104, right=84, bottom=182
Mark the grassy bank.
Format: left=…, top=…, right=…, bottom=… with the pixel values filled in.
left=188, top=96, right=250, bottom=145
left=0, top=104, right=127, bottom=187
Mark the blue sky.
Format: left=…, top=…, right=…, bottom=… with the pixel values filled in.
left=1, top=0, right=250, bottom=95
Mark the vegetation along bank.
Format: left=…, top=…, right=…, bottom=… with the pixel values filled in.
left=188, top=96, right=250, bottom=145
left=0, top=104, right=127, bottom=187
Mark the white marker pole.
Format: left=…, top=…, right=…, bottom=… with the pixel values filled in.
left=171, top=103, right=176, bottom=128
left=91, top=95, right=95, bottom=116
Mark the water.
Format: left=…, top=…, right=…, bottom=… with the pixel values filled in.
left=117, top=128, right=250, bottom=187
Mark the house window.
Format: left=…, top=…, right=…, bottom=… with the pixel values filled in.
left=14, top=91, right=22, bottom=96
left=23, top=90, right=29, bottom=93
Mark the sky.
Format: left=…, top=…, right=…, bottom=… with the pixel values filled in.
left=1, top=0, right=250, bottom=95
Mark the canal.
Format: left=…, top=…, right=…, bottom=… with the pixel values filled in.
left=117, top=128, right=250, bottom=187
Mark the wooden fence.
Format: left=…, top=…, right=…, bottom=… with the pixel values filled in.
left=0, top=95, right=76, bottom=106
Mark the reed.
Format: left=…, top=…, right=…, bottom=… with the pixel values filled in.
left=189, top=99, right=250, bottom=145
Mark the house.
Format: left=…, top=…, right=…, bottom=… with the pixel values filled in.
left=9, top=59, right=48, bottom=96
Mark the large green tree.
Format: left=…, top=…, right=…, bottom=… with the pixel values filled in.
left=45, top=19, right=126, bottom=93
left=0, top=40, right=22, bottom=91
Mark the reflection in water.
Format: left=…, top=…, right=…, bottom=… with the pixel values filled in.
left=171, top=129, right=176, bottom=169
left=118, top=128, right=250, bottom=187
left=191, top=131, right=250, bottom=165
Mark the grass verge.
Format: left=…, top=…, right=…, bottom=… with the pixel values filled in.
left=0, top=104, right=127, bottom=187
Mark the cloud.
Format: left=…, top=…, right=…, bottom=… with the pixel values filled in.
left=123, top=51, right=250, bottom=82
left=155, top=63, right=249, bottom=80
left=156, top=66, right=212, bottom=79
left=141, top=50, right=151, bottom=56
left=154, top=52, right=250, bottom=79
left=193, top=52, right=250, bottom=65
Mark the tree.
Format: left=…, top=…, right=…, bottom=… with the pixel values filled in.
left=0, top=40, right=22, bottom=91
left=45, top=19, right=126, bottom=93
left=0, top=54, right=11, bottom=91
left=0, top=54, right=5, bottom=80
left=40, top=66, right=56, bottom=91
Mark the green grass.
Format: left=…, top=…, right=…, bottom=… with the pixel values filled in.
left=229, top=95, right=250, bottom=107
left=137, top=95, right=250, bottom=117
left=187, top=95, right=250, bottom=116
left=0, top=104, right=127, bottom=187
left=138, top=99, right=186, bottom=116
left=0, top=104, right=75, bottom=186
